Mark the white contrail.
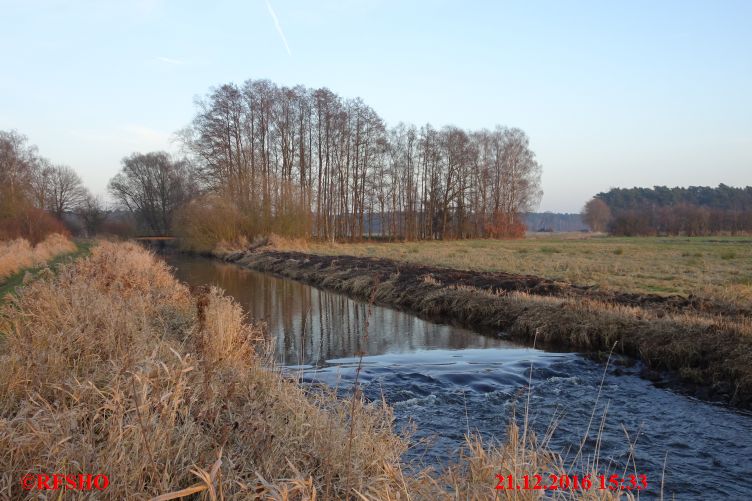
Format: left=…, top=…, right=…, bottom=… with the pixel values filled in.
left=155, top=56, right=184, bottom=65
left=265, top=0, right=292, bottom=56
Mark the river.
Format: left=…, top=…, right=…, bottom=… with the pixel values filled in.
left=165, top=254, right=752, bottom=500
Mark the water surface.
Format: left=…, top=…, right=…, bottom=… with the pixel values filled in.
left=167, top=254, right=752, bottom=500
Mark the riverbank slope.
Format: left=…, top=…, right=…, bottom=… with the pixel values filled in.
left=305, top=235, right=752, bottom=308
left=226, top=249, right=752, bottom=409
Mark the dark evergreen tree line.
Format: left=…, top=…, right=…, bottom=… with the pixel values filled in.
left=589, top=185, right=752, bottom=236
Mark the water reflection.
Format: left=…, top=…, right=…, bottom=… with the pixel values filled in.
left=166, top=255, right=513, bottom=366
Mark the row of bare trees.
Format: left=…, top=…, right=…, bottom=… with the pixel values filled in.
left=1, top=131, right=90, bottom=215
left=0, top=130, right=102, bottom=241
left=181, top=79, right=542, bottom=241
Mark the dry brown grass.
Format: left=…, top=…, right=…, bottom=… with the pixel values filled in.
left=213, top=233, right=310, bottom=259
left=309, top=234, right=752, bottom=307
left=0, top=234, right=76, bottom=282
left=266, top=233, right=310, bottom=252
left=0, top=241, right=632, bottom=500
left=0, top=242, right=401, bottom=499
left=213, top=235, right=251, bottom=257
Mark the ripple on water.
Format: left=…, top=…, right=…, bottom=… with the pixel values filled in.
left=302, top=350, right=752, bottom=500
left=167, top=256, right=752, bottom=501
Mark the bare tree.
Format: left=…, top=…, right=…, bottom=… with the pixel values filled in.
left=28, top=159, right=54, bottom=210
left=45, top=165, right=88, bottom=217
left=490, top=127, right=542, bottom=237
left=0, top=130, right=38, bottom=214
left=1, top=130, right=92, bottom=240
left=109, top=152, right=193, bottom=235
left=77, top=193, right=106, bottom=237
left=582, top=197, right=611, bottom=232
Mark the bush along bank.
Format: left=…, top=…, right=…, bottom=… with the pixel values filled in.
left=227, top=250, right=752, bottom=409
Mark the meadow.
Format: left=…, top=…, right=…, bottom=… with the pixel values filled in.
left=307, top=233, right=752, bottom=307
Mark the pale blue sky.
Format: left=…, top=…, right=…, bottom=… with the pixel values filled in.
left=1, top=0, right=750, bottom=212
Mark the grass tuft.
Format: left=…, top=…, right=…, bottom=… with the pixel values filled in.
left=539, top=246, right=562, bottom=254
left=0, top=234, right=76, bottom=282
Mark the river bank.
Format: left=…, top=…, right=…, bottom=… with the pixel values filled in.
left=3, top=241, right=626, bottom=500
left=223, top=249, right=752, bottom=409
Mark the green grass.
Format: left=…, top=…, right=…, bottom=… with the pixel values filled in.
left=721, top=250, right=737, bottom=260
left=539, top=246, right=562, bottom=254
left=0, top=241, right=92, bottom=301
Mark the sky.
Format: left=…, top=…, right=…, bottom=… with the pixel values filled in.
left=1, top=0, right=750, bottom=212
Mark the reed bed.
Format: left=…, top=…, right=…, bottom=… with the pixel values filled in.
left=0, top=234, right=76, bottom=282
left=0, top=242, right=633, bottom=499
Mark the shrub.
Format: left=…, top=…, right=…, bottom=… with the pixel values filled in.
left=484, top=214, right=526, bottom=239
left=0, top=206, right=68, bottom=244
left=173, top=194, right=257, bottom=253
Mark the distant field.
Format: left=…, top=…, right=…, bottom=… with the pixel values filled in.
left=308, top=234, right=752, bottom=305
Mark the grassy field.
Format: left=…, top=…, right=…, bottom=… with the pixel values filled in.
left=0, top=240, right=92, bottom=301
left=306, top=234, right=752, bottom=306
